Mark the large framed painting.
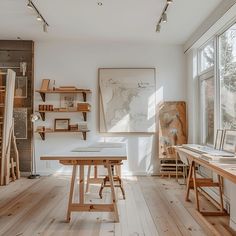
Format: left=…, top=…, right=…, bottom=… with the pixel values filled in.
left=13, top=108, right=28, bottom=139
left=99, top=68, right=156, bottom=133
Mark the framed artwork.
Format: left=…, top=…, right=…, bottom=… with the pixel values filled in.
left=13, top=108, right=28, bottom=139
left=222, top=129, right=236, bottom=153
left=15, top=76, right=27, bottom=98
left=54, top=118, right=70, bottom=131
left=99, top=68, right=156, bottom=133
left=214, top=129, right=224, bottom=150
left=60, top=94, right=76, bottom=110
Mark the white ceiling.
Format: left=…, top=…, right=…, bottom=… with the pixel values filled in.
left=0, top=0, right=222, bottom=44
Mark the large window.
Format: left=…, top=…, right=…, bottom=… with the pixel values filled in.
left=200, top=74, right=215, bottom=145
left=198, top=22, right=236, bottom=146
left=219, top=23, right=236, bottom=130
left=199, top=41, right=215, bottom=145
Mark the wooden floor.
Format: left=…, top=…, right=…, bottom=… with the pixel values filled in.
left=0, top=175, right=235, bottom=236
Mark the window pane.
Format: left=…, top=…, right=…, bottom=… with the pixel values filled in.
left=201, top=77, right=215, bottom=145
left=199, top=41, right=214, bottom=73
left=219, top=23, right=236, bottom=129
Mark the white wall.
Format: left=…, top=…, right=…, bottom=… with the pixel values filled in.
left=34, top=41, right=186, bottom=175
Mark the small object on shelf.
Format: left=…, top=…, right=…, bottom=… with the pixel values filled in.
left=78, top=122, right=88, bottom=131
left=20, top=62, right=27, bottom=76
left=52, top=80, right=56, bottom=91
left=54, top=118, right=70, bottom=131
left=60, top=93, right=76, bottom=110
left=38, top=104, right=54, bottom=111
left=58, top=108, right=67, bottom=112
left=69, top=124, right=79, bottom=131
left=57, top=86, right=77, bottom=91
left=40, top=79, right=50, bottom=91
left=77, top=102, right=91, bottom=111
left=36, top=126, right=44, bottom=131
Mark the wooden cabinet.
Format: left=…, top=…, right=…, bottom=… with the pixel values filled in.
left=35, top=87, right=91, bottom=141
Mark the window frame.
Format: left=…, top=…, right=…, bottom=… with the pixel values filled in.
left=197, top=20, right=236, bottom=147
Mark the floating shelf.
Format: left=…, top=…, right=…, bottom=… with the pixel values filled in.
left=36, top=89, right=92, bottom=102
left=36, top=110, right=90, bottom=121
left=36, top=130, right=90, bottom=141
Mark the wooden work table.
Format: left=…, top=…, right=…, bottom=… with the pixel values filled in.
left=40, top=143, right=127, bottom=223
left=176, top=146, right=236, bottom=230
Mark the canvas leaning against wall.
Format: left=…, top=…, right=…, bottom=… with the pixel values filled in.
left=99, top=68, right=156, bottom=133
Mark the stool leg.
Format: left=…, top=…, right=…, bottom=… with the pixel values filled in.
left=118, top=177, right=125, bottom=199
left=85, top=165, right=91, bottom=193
left=99, top=178, right=105, bottom=199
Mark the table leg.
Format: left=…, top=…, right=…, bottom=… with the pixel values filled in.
left=107, top=163, right=119, bottom=222
left=192, top=162, right=200, bottom=211
left=85, top=165, right=91, bottom=193
left=185, top=161, right=193, bottom=201
left=80, top=165, right=84, bottom=204
left=67, top=165, right=77, bottom=222
left=218, top=175, right=224, bottom=212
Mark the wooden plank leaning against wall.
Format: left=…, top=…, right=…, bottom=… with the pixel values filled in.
left=0, top=40, right=34, bottom=175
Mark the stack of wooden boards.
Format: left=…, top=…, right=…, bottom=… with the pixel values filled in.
left=0, top=69, right=20, bottom=185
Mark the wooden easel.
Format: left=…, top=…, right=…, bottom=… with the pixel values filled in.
left=1, top=122, right=20, bottom=185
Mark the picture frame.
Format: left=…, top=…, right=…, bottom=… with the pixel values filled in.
left=60, top=94, right=76, bottom=110
left=15, top=76, right=27, bottom=98
left=214, top=129, right=224, bottom=150
left=13, top=108, right=28, bottom=139
left=222, top=129, right=236, bottom=153
left=54, top=118, right=70, bottom=131
left=99, top=68, right=156, bottom=133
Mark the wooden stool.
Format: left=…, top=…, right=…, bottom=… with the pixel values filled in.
left=99, top=164, right=125, bottom=199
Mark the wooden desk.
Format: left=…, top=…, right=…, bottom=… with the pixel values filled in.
left=176, top=147, right=236, bottom=216
left=40, top=143, right=127, bottom=223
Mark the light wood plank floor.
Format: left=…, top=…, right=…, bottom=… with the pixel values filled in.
left=0, top=175, right=235, bottom=236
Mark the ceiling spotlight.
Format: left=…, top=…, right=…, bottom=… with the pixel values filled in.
left=27, top=0, right=33, bottom=9
left=36, top=15, right=42, bottom=21
left=162, top=12, right=167, bottom=23
left=97, top=2, right=103, bottom=6
left=156, top=24, right=161, bottom=32
left=167, top=0, right=173, bottom=4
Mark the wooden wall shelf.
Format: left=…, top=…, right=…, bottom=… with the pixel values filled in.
left=36, top=110, right=90, bottom=121
left=36, top=130, right=90, bottom=141
left=36, top=89, right=92, bottom=102
left=36, top=84, right=91, bottom=141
